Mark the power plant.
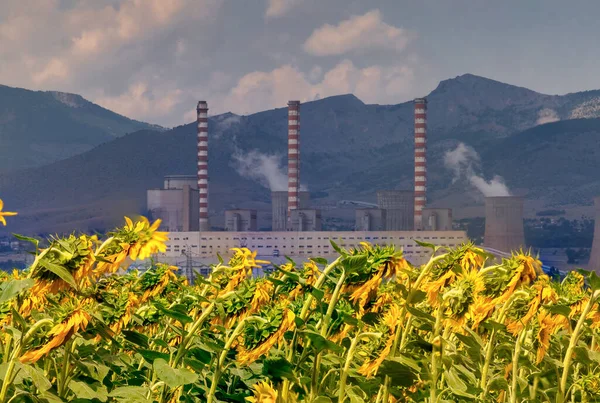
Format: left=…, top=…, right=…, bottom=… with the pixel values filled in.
left=589, top=197, right=600, bottom=273
left=146, top=97, right=535, bottom=272
left=483, top=196, right=525, bottom=253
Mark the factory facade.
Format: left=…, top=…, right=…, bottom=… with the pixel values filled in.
left=148, top=97, right=478, bottom=271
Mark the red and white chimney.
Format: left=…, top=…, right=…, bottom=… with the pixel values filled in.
left=287, top=101, right=300, bottom=227
left=414, top=98, right=427, bottom=230
left=197, top=101, right=209, bottom=232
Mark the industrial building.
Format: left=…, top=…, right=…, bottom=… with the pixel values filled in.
left=147, top=175, right=199, bottom=231
left=271, top=190, right=310, bottom=231
left=355, top=209, right=386, bottom=231
left=146, top=97, right=483, bottom=274
left=290, top=209, right=322, bottom=231
left=422, top=208, right=453, bottom=231
left=483, top=196, right=525, bottom=253
left=589, top=197, right=600, bottom=273
left=225, top=210, right=257, bottom=232
left=377, top=190, right=414, bottom=230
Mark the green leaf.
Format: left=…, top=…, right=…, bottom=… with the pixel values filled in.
left=406, top=306, right=435, bottom=323
left=588, top=271, right=600, bottom=291
left=303, top=331, right=343, bottom=353
left=0, top=278, right=34, bottom=303
left=38, top=260, right=77, bottom=289
left=488, top=376, right=509, bottom=392
left=360, top=312, right=381, bottom=326
left=154, top=303, right=193, bottom=325
left=341, top=255, right=368, bottom=274
left=311, top=257, right=329, bottom=266
left=543, top=304, right=572, bottom=317
left=330, top=240, right=344, bottom=255
left=109, top=386, right=151, bottom=402
left=23, top=364, right=52, bottom=392
left=137, top=349, right=170, bottom=363
left=313, top=397, right=333, bottom=403
left=311, top=287, right=325, bottom=301
left=262, top=356, right=295, bottom=382
left=69, top=381, right=108, bottom=402
left=414, top=239, right=437, bottom=251
left=12, top=233, right=39, bottom=249
left=122, top=330, right=149, bottom=348
left=376, top=357, right=418, bottom=387
left=153, top=358, right=198, bottom=388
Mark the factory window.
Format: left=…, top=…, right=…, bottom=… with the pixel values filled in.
left=317, top=237, right=322, bottom=240
left=183, top=237, right=188, bottom=240
left=424, top=237, right=430, bottom=240
left=251, top=237, right=256, bottom=240
left=201, top=246, right=206, bottom=248
left=307, top=237, right=313, bottom=240
left=373, top=237, right=379, bottom=240
left=432, top=237, right=438, bottom=239
left=307, top=251, right=313, bottom=254
left=299, top=237, right=305, bottom=240
left=174, top=238, right=179, bottom=240
left=266, top=245, right=272, bottom=248
left=365, top=237, right=371, bottom=240
left=233, top=237, right=239, bottom=240
left=299, top=245, right=304, bottom=248
left=192, top=245, right=198, bottom=248
left=349, top=237, right=355, bottom=240
left=217, top=238, right=221, bottom=240
left=267, top=237, right=272, bottom=240
left=201, top=237, right=207, bottom=240
left=258, top=237, right=264, bottom=240
left=381, top=237, right=388, bottom=240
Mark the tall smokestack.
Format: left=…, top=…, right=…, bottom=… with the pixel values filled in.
left=414, top=98, right=427, bottom=230
left=197, top=101, right=209, bottom=232
left=589, top=197, right=600, bottom=273
left=287, top=101, right=300, bottom=226
left=484, top=196, right=525, bottom=253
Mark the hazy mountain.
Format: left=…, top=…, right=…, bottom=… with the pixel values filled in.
left=2, top=74, right=600, bottom=234
left=0, top=85, right=162, bottom=173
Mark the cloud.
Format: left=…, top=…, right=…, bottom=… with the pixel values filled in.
left=303, top=9, right=414, bottom=56
left=536, top=108, right=560, bottom=125
left=265, top=0, right=301, bottom=18
left=32, top=58, right=69, bottom=85
left=95, top=83, right=184, bottom=122
left=219, top=60, right=414, bottom=115
left=444, top=143, right=511, bottom=197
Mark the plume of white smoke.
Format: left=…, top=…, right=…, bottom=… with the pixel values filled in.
left=232, top=150, right=288, bottom=191
left=536, top=108, right=560, bottom=125
left=212, top=114, right=242, bottom=139
left=232, top=149, right=309, bottom=191
left=444, top=143, right=511, bottom=197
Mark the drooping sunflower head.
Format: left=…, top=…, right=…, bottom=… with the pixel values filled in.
left=138, top=264, right=179, bottom=302
left=245, top=380, right=278, bottom=403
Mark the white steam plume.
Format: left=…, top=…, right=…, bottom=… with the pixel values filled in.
left=536, top=108, right=559, bottom=125
left=232, top=150, right=288, bottom=191
left=444, top=143, right=511, bottom=197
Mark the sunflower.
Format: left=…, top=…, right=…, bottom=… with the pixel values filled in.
left=506, top=275, right=557, bottom=336
left=20, top=307, right=91, bottom=363
left=237, top=309, right=295, bottom=365
left=124, top=217, right=169, bottom=261
left=246, top=381, right=278, bottom=403
left=0, top=199, right=17, bottom=226
left=358, top=304, right=402, bottom=378
left=250, top=280, right=273, bottom=314
left=139, top=265, right=178, bottom=303
left=534, top=309, right=569, bottom=363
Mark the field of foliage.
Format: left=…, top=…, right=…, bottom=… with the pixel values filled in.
left=0, top=203, right=600, bottom=402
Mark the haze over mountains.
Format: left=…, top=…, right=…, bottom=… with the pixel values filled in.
left=0, top=85, right=162, bottom=173
left=2, top=73, right=600, bottom=235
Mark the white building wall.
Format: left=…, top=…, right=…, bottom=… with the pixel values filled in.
left=158, top=230, right=468, bottom=266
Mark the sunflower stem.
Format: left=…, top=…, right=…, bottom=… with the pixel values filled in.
left=430, top=303, right=444, bottom=403
left=509, top=328, right=527, bottom=403
left=557, top=290, right=599, bottom=403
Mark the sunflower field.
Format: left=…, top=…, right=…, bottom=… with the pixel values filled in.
left=1, top=207, right=600, bottom=403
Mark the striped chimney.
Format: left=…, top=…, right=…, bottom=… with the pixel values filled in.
left=197, top=101, right=209, bottom=232
left=414, top=98, right=427, bottom=230
left=287, top=101, right=300, bottom=227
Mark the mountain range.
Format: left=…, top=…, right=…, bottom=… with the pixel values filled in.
left=0, top=85, right=162, bottom=173
left=2, top=74, right=600, bottom=235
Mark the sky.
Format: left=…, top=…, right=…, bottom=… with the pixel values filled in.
left=2, top=0, right=600, bottom=127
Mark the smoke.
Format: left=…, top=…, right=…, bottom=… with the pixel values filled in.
left=444, top=143, right=511, bottom=197
left=232, top=150, right=288, bottom=191
left=536, top=108, right=560, bottom=125
left=212, top=114, right=242, bottom=139
left=232, top=149, right=309, bottom=192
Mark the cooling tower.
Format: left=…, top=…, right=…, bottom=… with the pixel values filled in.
left=272, top=190, right=309, bottom=231
left=484, top=196, right=525, bottom=253
left=589, top=197, right=600, bottom=273
left=377, top=190, right=414, bottom=230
